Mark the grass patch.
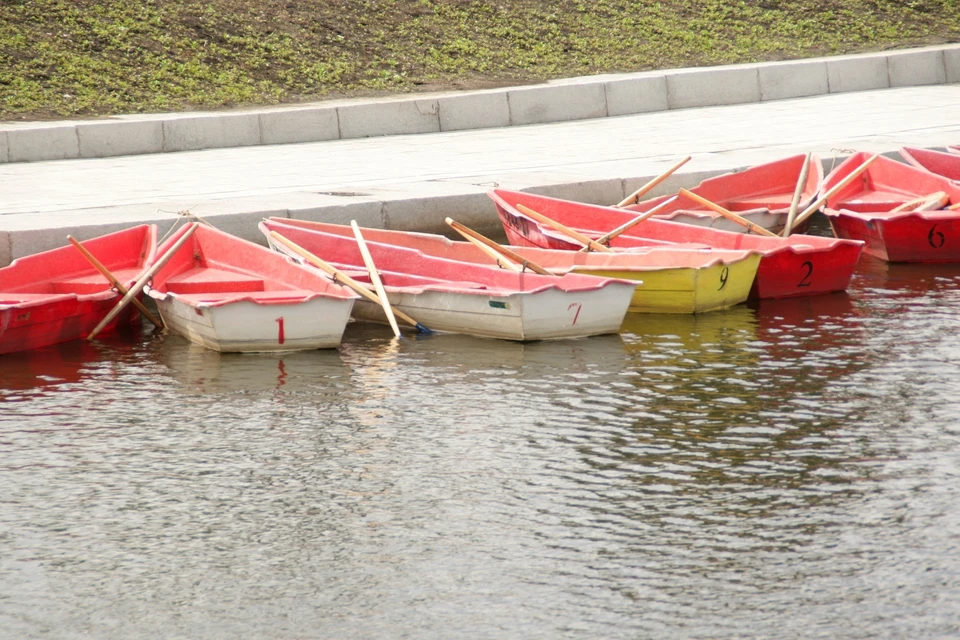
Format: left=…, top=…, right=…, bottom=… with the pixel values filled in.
left=1, top=0, right=958, bottom=120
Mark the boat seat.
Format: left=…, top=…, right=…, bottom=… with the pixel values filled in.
left=0, top=292, right=74, bottom=305
left=49, top=267, right=142, bottom=294
left=164, top=267, right=265, bottom=294
left=172, top=289, right=318, bottom=304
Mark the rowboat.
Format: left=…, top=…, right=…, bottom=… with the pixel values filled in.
left=259, top=219, right=636, bottom=341
left=821, top=151, right=960, bottom=262
left=490, top=188, right=864, bottom=299
left=145, top=223, right=357, bottom=352
left=265, top=218, right=761, bottom=315
left=900, top=146, right=960, bottom=182
left=0, top=225, right=157, bottom=355
left=621, top=154, right=823, bottom=234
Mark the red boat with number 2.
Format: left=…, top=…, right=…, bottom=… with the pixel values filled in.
left=489, top=188, right=864, bottom=300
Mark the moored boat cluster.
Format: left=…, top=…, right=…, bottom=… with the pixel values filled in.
left=2, top=146, right=959, bottom=355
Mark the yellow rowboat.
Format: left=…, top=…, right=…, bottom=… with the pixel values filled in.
left=264, top=219, right=761, bottom=315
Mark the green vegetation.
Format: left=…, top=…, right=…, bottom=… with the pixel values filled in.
left=1, top=0, right=958, bottom=120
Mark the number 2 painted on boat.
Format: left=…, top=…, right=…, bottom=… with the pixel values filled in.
left=928, top=224, right=946, bottom=249
left=568, top=302, right=583, bottom=325
left=718, top=266, right=729, bottom=290
left=798, top=261, right=813, bottom=288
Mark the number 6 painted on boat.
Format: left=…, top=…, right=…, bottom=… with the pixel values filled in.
left=928, top=224, right=945, bottom=249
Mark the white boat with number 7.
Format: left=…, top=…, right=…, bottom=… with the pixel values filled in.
left=260, top=219, right=636, bottom=341
left=146, top=223, right=358, bottom=352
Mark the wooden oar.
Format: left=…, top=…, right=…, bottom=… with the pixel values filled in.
left=889, top=191, right=950, bottom=213
left=68, top=235, right=164, bottom=329
left=87, top=222, right=198, bottom=340
left=351, top=221, right=401, bottom=338
left=515, top=203, right=614, bottom=253
left=268, top=230, right=431, bottom=334
left=781, top=152, right=812, bottom=237
left=444, top=218, right=552, bottom=275
left=677, top=189, right=779, bottom=237
left=616, top=156, right=692, bottom=207
left=445, top=219, right=521, bottom=273
left=787, top=154, right=879, bottom=233
left=585, top=195, right=680, bottom=252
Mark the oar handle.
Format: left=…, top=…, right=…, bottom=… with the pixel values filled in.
left=585, top=195, right=680, bottom=251
left=351, top=221, right=401, bottom=338
left=889, top=191, right=949, bottom=213
left=782, top=152, right=812, bottom=237
left=268, top=230, right=428, bottom=332
left=616, top=156, right=692, bottom=207
left=790, top=154, right=879, bottom=231
left=68, top=235, right=164, bottom=329
left=678, top=189, right=778, bottom=237
left=88, top=222, right=198, bottom=340
left=445, top=218, right=552, bottom=276
left=515, top=203, right=614, bottom=253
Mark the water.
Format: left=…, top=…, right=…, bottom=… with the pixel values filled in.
left=2, top=256, right=960, bottom=639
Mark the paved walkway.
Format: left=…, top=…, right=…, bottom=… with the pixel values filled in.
left=1, top=75, right=959, bottom=265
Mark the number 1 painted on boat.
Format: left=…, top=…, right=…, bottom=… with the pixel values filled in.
left=276, top=317, right=285, bottom=344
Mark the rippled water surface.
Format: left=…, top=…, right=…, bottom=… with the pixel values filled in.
left=2, top=256, right=960, bottom=639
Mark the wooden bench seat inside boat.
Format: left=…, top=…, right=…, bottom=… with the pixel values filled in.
left=172, top=289, right=321, bottom=304
left=163, top=267, right=266, bottom=294
left=48, top=267, right=143, bottom=294
left=0, top=292, right=76, bottom=305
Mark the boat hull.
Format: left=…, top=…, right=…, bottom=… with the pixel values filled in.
left=492, top=188, right=863, bottom=300
left=349, top=281, right=633, bottom=341
left=900, top=146, right=960, bottom=182
left=563, top=259, right=759, bottom=314
left=0, top=294, right=139, bottom=355
left=154, top=294, right=355, bottom=352
left=827, top=209, right=960, bottom=263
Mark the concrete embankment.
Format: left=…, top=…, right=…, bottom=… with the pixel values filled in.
left=1, top=44, right=959, bottom=266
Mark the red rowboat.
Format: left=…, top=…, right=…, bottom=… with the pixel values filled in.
left=489, top=188, right=864, bottom=300
left=622, top=154, right=823, bottom=234
left=821, top=151, right=960, bottom=262
left=0, top=225, right=157, bottom=355
left=900, top=146, right=960, bottom=183
left=146, top=223, right=357, bottom=352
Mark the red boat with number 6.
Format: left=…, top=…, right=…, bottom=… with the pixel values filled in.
left=821, top=151, right=960, bottom=262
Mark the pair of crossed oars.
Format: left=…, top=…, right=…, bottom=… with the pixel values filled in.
left=71, top=222, right=200, bottom=341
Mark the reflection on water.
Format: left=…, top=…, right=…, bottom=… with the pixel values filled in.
left=1, top=262, right=960, bottom=639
